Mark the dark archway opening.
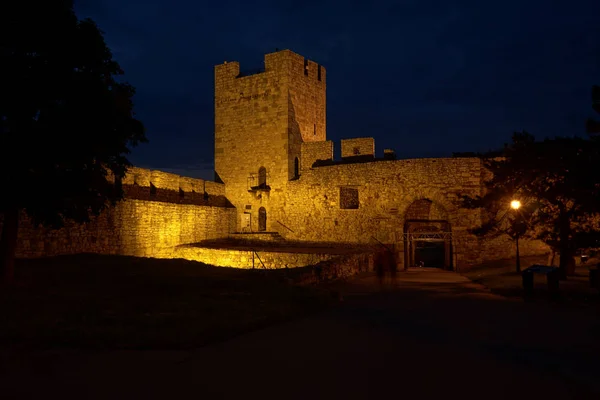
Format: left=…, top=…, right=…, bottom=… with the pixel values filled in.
left=258, top=207, right=267, bottom=232
left=403, top=199, right=453, bottom=270
left=414, top=240, right=446, bottom=268
left=404, top=221, right=453, bottom=270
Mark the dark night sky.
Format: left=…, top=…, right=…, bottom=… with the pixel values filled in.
left=74, top=0, right=600, bottom=180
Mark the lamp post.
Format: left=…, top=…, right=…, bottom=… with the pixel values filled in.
left=511, top=200, right=522, bottom=273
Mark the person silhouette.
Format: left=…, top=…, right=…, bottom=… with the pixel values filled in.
left=388, top=251, right=397, bottom=285
left=375, top=252, right=385, bottom=287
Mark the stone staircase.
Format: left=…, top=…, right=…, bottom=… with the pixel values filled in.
left=266, top=232, right=286, bottom=242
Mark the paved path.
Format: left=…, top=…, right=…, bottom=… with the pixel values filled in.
left=2, top=269, right=600, bottom=399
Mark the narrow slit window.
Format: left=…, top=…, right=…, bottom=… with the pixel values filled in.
left=258, top=166, right=267, bottom=188
left=294, top=157, right=299, bottom=178
left=304, top=58, right=309, bottom=76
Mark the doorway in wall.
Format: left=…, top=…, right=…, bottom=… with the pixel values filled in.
left=403, top=198, right=453, bottom=270
left=413, top=239, right=447, bottom=268
left=404, top=223, right=453, bottom=270
left=258, top=207, right=267, bottom=231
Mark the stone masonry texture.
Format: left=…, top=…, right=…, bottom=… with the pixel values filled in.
left=213, top=49, right=549, bottom=270
left=214, top=50, right=326, bottom=232
left=2, top=49, right=549, bottom=271
left=301, top=141, right=333, bottom=172
left=341, top=138, right=375, bottom=158
left=5, top=167, right=235, bottom=259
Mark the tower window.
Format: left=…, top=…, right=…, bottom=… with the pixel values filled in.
left=258, top=207, right=267, bottom=231
left=258, top=166, right=267, bottom=188
left=304, top=58, right=309, bottom=76
left=314, top=124, right=316, bottom=136
left=353, top=147, right=360, bottom=155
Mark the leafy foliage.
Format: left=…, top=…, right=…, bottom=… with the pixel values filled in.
left=0, top=0, right=146, bottom=227
left=586, top=85, right=600, bottom=136
left=461, top=131, right=600, bottom=270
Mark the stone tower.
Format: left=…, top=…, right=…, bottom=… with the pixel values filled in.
left=214, top=50, right=326, bottom=232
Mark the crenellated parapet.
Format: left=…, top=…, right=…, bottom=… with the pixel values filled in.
left=341, top=137, right=375, bottom=158
left=121, top=167, right=225, bottom=197
left=214, top=49, right=326, bottom=85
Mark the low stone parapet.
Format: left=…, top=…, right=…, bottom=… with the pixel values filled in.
left=173, top=245, right=337, bottom=269
left=291, top=251, right=378, bottom=285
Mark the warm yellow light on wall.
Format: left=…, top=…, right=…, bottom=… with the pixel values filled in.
left=510, top=200, right=521, bottom=210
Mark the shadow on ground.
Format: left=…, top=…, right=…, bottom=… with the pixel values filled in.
left=1, top=264, right=599, bottom=399
left=0, top=254, right=332, bottom=350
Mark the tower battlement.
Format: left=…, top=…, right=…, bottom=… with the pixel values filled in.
left=214, top=49, right=326, bottom=84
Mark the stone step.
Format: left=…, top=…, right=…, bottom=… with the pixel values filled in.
left=268, top=232, right=286, bottom=242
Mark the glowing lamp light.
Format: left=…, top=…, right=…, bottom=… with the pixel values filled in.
left=510, top=200, right=521, bottom=210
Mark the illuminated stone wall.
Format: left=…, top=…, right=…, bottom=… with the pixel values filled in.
left=341, top=137, right=375, bottom=158
left=293, top=252, right=376, bottom=285
left=264, top=155, right=549, bottom=270
left=213, top=49, right=549, bottom=270
left=214, top=49, right=326, bottom=232
left=301, top=141, right=333, bottom=171
left=4, top=48, right=552, bottom=271
left=8, top=167, right=235, bottom=259
left=173, top=246, right=337, bottom=269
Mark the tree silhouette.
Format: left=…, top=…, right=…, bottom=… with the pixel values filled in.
left=0, top=1, right=146, bottom=283
left=461, top=132, right=600, bottom=278
left=586, top=85, right=600, bottom=136
left=467, top=199, right=530, bottom=274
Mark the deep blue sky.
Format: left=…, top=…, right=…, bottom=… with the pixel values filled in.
left=74, top=0, right=600, bottom=179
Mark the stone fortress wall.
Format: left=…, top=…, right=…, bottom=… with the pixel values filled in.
left=279, top=144, right=548, bottom=269
left=3, top=48, right=550, bottom=271
left=215, top=49, right=550, bottom=270
left=6, top=167, right=236, bottom=259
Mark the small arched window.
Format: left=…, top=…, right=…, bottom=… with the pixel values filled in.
left=258, top=166, right=267, bottom=188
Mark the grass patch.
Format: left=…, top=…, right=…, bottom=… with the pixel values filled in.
left=0, top=254, right=332, bottom=350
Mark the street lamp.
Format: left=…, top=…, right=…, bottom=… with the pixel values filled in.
left=511, top=199, right=521, bottom=273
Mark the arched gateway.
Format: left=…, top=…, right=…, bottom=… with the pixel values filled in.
left=403, top=199, right=453, bottom=270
